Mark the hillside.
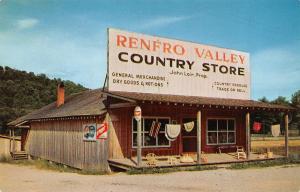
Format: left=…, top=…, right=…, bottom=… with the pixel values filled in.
left=0, top=66, right=88, bottom=133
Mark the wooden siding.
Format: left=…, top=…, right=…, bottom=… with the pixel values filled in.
left=109, top=104, right=247, bottom=157
left=108, top=113, right=125, bottom=159
left=0, top=136, right=21, bottom=156
left=26, top=116, right=109, bottom=171
left=202, top=110, right=246, bottom=153
left=24, top=104, right=247, bottom=169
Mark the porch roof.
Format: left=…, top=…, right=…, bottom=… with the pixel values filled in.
left=104, top=90, right=294, bottom=112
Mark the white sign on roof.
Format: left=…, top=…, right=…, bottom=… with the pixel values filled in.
left=108, top=28, right=250, bottom=100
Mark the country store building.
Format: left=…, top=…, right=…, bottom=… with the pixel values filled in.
left=8, top=29, right=294, bottom=172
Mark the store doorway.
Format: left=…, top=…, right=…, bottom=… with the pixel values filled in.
left=181, top=117, right=197, bottom=153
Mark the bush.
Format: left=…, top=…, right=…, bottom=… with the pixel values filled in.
left=0, top=154, right=12, bottom=162
left=228, top=158, right=300, bottom=169
left=127, top=165, right=218, bottom=175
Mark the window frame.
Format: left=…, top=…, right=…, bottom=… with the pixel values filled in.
left=132, top=116, right=171, bottom=148
left=206, top=118, right=236, bottom=145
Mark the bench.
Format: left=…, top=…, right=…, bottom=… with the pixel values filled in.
left=217, top=145, right=237, bottom=154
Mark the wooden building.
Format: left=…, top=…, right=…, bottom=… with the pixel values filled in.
left=9, top=85, right=108, bottom=170
left=8, top=84, right=294, bottom=172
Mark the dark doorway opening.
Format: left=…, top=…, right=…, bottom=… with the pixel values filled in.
left=182, top=118, right=197, bottom=153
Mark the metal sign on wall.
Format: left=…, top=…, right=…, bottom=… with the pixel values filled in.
left=108, top=28, right=250, bottom=99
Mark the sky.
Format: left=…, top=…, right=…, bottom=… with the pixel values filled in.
left=0, top=0, right=299, bottom=100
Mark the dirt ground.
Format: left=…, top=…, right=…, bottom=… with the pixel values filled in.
left=0, top=163, right=300, bottom=192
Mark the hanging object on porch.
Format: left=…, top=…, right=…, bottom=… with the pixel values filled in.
left=253, top=121, right=262, bottom=133
left=165, top=131, right=176, bottom=141
left=149, top=121, right=161, bottom=138
left=183, top=121, right=194, bottom=132
left=271, top=124, right=280, bottom=137
left=165, top=124, right=181, bottom=141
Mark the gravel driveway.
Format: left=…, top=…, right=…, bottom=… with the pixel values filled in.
left=0, top=163, right=299, bottom=192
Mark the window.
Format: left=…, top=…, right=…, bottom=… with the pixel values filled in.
left=132, top=117, right=171, bottom=148
left=207, top=119, right=235, bottom=145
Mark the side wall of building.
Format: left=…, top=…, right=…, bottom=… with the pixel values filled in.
left=26, top=116, right=110, bottom=172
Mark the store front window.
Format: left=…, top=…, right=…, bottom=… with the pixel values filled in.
left=207, top=118, right=235, bottom=145
left=132, top=117, right=171, bottom=148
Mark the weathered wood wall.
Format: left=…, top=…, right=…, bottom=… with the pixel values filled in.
left=109, top=104, right=247, bottom=157
left=107, top=113, right=125, bottom=159
left=0, top=135, right=21, bottom=156
left=24, top=104, right=247, bottom=167
left=26, top=116, right=109, bottom=171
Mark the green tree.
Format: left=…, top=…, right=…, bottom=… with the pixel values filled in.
left=271, top=96, right=290, bottom=106
left=254, top=96, right=292, bottom=134
left=291, top=90, right=300, bottom=131
left=0, top=66, right=88, bottom=134
left=258, top=96, right=269, bottom=103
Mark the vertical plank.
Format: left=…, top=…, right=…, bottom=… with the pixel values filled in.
left=285, top=114, right=289, bottom=157
left=26, top=116, right=110, bottom=171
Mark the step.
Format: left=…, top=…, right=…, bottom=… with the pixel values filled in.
left=13, top=155, right=28, bottom=158
left=108, top=160, right=132, bottom=171
left=13, top=156, right=28, bottom=160
left=11, top=151, right=28, bottom=160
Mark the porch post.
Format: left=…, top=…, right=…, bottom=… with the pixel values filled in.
left=134, top=106, right=142, bottom=167
left=137, top=118, right=142, bottom=167
left=246, top=112, right=250, bottom=158
left=9, top=128, right=12, bottom=153
left=197, top=110, right=201, bottom=164
left=12, top=128, right=15, bottom=152
left=284, top=114, right=289, bottom=157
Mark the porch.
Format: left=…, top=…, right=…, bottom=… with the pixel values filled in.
left=104, top=91, right=294, bottom=170
left=108, top=152, right=285, bottom=170
left=7, top=124, right=30, bottom=160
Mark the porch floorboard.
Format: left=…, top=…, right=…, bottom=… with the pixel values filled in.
left=108, top=152, right=285, bottom=170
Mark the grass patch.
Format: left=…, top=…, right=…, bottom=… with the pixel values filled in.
left=252, top=146, right=300, bottom=156
left=228, top=158, right=300, bottom=170
left=127, top=165, right=218, bottom=175
left=0, top=154, right=12, bottom=163
left=34, top=160, right=78, bottom=173
left=1, top=157, right=109, bottom=175
left=7, top=159, right=78, bottom=173
left=127, top=167, right=180, bottom=175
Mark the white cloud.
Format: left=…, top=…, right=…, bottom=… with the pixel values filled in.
left=251, top=43, right=300, bottom=100
left=16, top=18, right=39, bottom=30
left=138, top=16, right=192, bottom=30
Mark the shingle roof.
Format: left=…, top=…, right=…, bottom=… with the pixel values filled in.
left=104, top=90, right=294, bottom=111
left=9, top=88, right=294, bottom=127
left=8, top=89, right=106, bottom=126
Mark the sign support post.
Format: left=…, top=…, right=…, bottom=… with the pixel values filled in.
left=134, top=106, right=142, bottom=167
